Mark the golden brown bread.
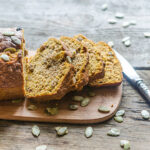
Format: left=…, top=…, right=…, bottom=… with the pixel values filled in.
left=24, top=38, right=75, bottom=102
left=0, top=28, right=25, bottom=101
left=60, top=36, right=89, bottom=91
left=74, top=34, right=104, bottom=82
left=89, top=41, right=123, bottom=87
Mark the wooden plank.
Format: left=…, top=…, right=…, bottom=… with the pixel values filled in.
left=0, top=0, right=149, bottom=68
left=0, top=85, right=122, bottom=124
left=0, top=70, right=150, bottom=150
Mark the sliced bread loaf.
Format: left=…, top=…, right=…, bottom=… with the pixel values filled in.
left=60, top=36, right=89, bottom=91
left=74, top=34, right=104, bottom=82
left=24, top=38, right=74, bottom=102
left=89, top=41, right=123, bottom=87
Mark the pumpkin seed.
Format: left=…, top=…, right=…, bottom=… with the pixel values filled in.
left=81, top=97, right=90, bottom=107
left=46, top=107, right=58, bottom=115
left=115, top=12, right=124, bottom=19
left=130, top=20, right=136, bottom=25
left=124, top=142, right=130, bottom=150
left=98, top=106, right=110, bottom=113
left=73, top=96, right=84, bottom=102
left=3, top=31, right=15, bottom=36
left=108, top=19, right=117, bottom=24
left=88, top=91, right=96, bottom=97
left=72, top=77, right=76, bottom=84
left=124, top=40, right=131, bottom=47
left=122, top=37, right=130, bottom=43
left=32, top=125, right=40, bottom=137
left=141, top=110, right=150, bottom=120
left=12, top=99, right=22, bottom=103
left=0, top=54, right=10, bottom=62
left=55, top=127, right=68, bottom=136
left=36, top=145, right=47, bottom=150
left=122, top=22, right=130, bottom=28
left=115, top=110, right=125, bottom=116
left=85, top=127, right=93, bottom=138
left=107, top=128, right=120, bottom=136
left=27, top=104, right=37, bottom=111
left=101, top=4, right=108, bottom=11
left=69, top=104, right=78, bottom=110
left=144, top=32, right=150, bottom=38
left=114, top=116, right=123, bottom=123
left=66, top=56, right=72, bottom=63
left=4, top=47, right=17, bottom=53
left=11, top=36, right=21, bottom=45
left=108, top=41, right=114, bottom=48
left=120, top=140, right=130, bottom=147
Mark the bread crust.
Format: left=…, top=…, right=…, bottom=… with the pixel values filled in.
left=0, top=28, right=25, bottom=101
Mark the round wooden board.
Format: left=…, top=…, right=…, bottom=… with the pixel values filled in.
left=0, top=85, right=122, bottom=124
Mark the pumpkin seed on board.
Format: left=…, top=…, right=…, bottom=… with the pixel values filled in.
left=4, top=48, right=16, bottom=53
left=98, top=106, right=110, bottom=113
left=108, top=41, right=114, bottom=48
left=81, top=97, right=90, bottom=107
left=12, top=99, right=22, bottom=103
left=3, top=31, right=15, bottom=36
left=120, top=140, right=130, bottom=150
left=115, top=110, right=125, bottom=116
left=69, top=104, right=78, bottom=110
left=27, top=104, right=37, bottom=111
left=55, top=127, right=68, bottom=136
left=107, top=128, right=120, bottom=136
left=141, top=110, right=150, bottom=120
left=144, top=32, right=150, bottom=38
left=108, top=19, right=117, bottom=24
left=0, top=54, right=10, bottom=62
left=11, top=36, right=21, bottom=45
left=101, top=4, right=108, bottom=11
left=73, top=96, right=84, bottom=102
left=32, top=125, right=40, bottom=137
left=114, top=116, right=124, bottom=123
left=46, top=107, right=58, bottom=115
left=36, top=145, right=47, bottom=150
left=115, top=12, right=124, bottom=19
left=88, top=91, right=96, bottom=97
left=85, top=127, right=93, bottom=138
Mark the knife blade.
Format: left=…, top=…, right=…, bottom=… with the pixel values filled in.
left=114, top=50, right=150, bottom=102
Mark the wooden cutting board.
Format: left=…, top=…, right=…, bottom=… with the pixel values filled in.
left=0, top=85, right=122, bottom=124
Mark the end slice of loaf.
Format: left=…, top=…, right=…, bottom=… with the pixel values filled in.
left=74, top=34, right=104, bottom=82
left=89, top=41, right=123, bottom=87
left=24, top=38, right=74, bottom=102
left=60, top=36, right=89, bottom=91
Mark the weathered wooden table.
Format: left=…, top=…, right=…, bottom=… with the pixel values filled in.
left=0, top=0, right=150, bottom=149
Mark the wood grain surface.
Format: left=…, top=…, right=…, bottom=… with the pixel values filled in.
left=0, top=0, right=150, bottom=150
left=0, top=85, right=122, bottom=124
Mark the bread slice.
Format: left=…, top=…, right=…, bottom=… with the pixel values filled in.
left=89, top=41, right=123, bottom=87
left=74, top=34, right=104, bottom=82
left=0, top=28, right=25, bottom=101
left=60, top=36, right=89, bottom=91
left=24, top=38, right=74, bottom=102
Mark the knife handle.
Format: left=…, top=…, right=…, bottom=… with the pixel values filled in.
left=136, top=80, right=150, bottom=101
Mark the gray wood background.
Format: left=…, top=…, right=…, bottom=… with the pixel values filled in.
left=0, top=0, right=150, bottom=149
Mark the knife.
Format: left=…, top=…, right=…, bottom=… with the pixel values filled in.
left=114, top=50, right=150, bottom=102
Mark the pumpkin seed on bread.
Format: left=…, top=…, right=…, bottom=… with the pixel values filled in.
left=89, top=41, right=123, bottom=87
left=24, top=38, right=74, bottom=102
left=60, top=36, right=89, bottom=91
left=74, top=34, right=104, bottom=82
